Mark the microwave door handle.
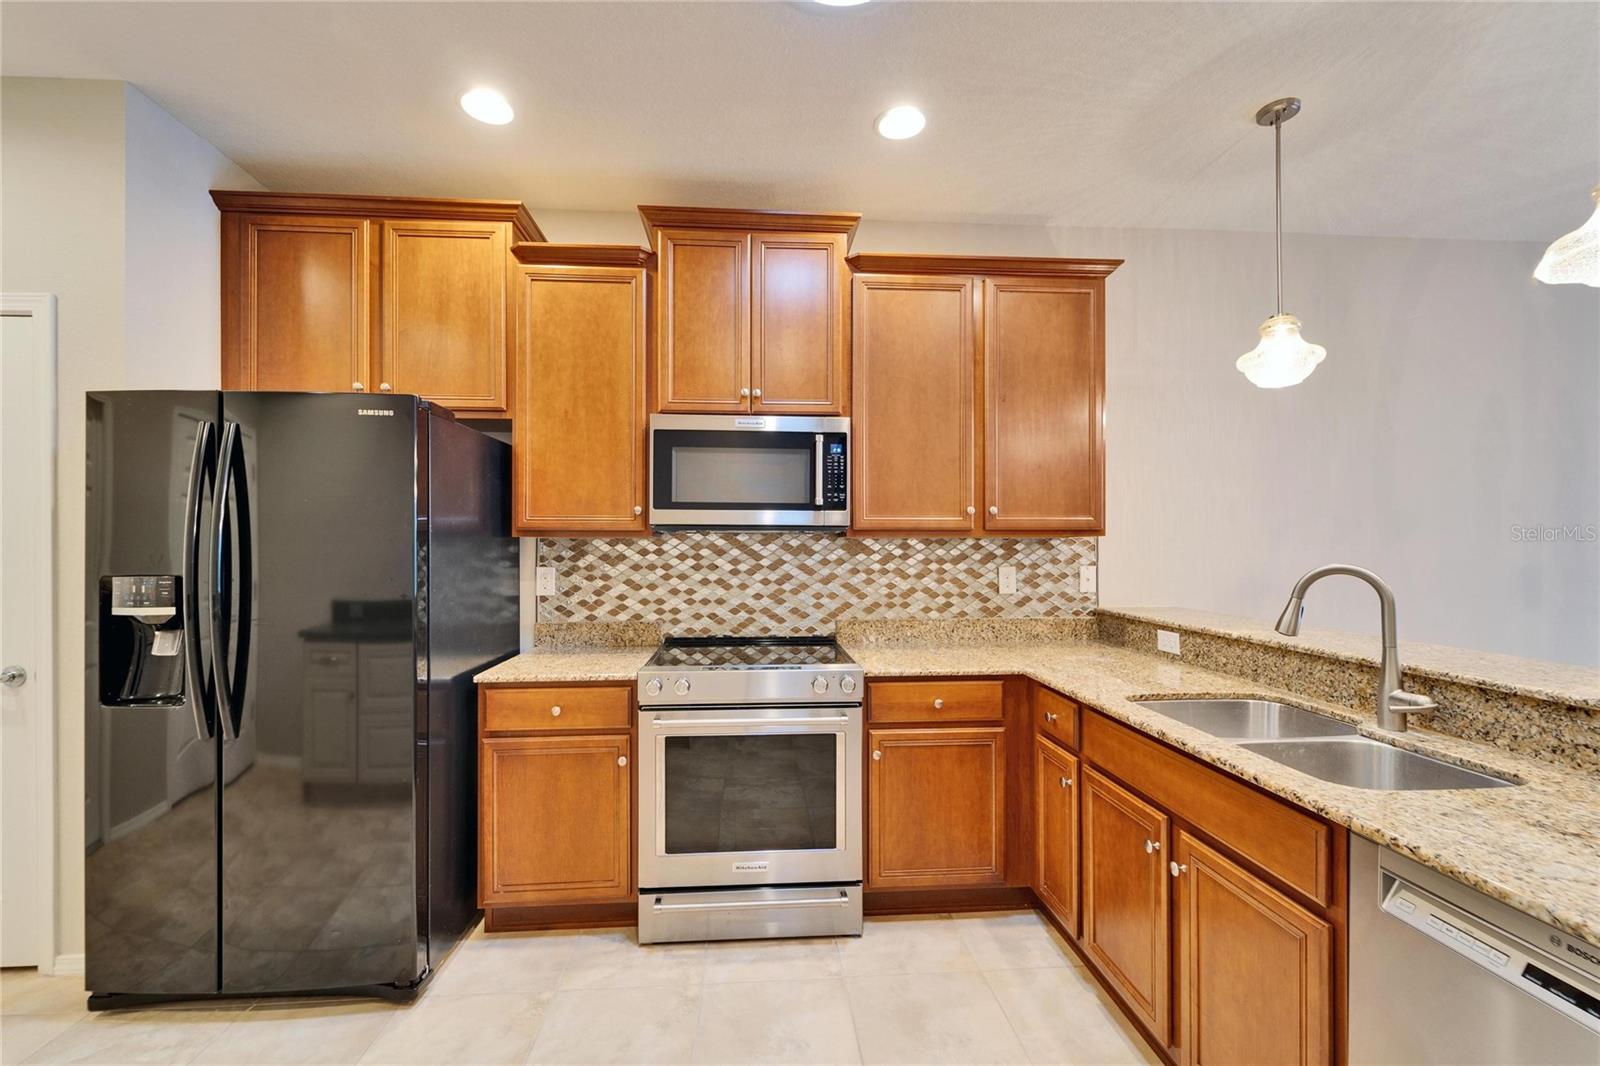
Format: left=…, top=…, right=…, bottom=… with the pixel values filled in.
left=813, top=434, right=824, bottom=507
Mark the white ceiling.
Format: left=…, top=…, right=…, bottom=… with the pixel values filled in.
left=4, top=1, right=1597, bottom=243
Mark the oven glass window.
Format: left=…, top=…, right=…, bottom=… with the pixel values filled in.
left=670, top=445, right=811, bottom=506
left=662, top=734, right=838, bottom=853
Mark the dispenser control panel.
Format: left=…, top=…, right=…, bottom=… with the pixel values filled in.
left=110, top=575, right=177, bottom=620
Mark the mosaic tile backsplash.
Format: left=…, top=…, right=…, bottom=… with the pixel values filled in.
left=534, top=533, right=1098, bottom=637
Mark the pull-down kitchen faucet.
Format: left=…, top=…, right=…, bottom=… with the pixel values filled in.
left=1274, top=565, right=1438, bottom=732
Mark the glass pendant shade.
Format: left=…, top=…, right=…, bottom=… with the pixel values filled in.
left=1533, top=186, right=1600, bottom=287
left=1236, top=313, right=1326, bottom=389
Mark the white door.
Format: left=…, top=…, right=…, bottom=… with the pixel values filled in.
left=0, top=295, right=57, bottom=968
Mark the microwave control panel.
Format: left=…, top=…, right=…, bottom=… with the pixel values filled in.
left=822, top=435, right=848, bottom=508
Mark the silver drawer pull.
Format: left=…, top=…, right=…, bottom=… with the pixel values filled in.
left=933, top=698, right=945, bottom=709
left=551, top=705, right=562, bottom=716
left=1044, top=711, right=1058, bottom=723
left=651, top=892, right=849, bottom=913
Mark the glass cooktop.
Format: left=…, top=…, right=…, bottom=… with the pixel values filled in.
left=647, top=636, right=855, bottom=671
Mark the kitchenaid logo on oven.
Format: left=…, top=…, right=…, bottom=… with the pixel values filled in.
left=732, top=861, right=770, bottom=872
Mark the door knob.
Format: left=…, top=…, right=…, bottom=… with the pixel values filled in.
left=1144, top=839, right=1160, bottom=854
left=988, top=506, right=999, bottom=515
left=752, top=388, right=762, bottom=398
left=932, top=698, right=944, bottom=709
left=966, top=506, right=975, bottom=516
left=1170, top=861, right=1187, bottom=877
left=352, top=382, right=366, bottom=392
left=618, top=756, right=628, bottom=767
left=379, top=382, right=393, bottom=393
left=633, top=506, right=643, bottom=516
left=740, top=388, right=750, bottom=397
left=551, top=706, right=562, bottom=716
left=872, top=750, right=881, bottom=761
left=0, top=666, right=26, bottom=687
left=1044, top=711, right=1058, bottom=723
left=1059, top=776, right=1071, bottom=789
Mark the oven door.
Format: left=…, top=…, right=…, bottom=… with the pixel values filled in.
left=637, top=703, right=863, bottom=889
left=648, top=414, right=849, bottom=529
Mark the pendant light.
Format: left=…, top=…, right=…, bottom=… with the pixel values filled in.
left=1533, top=185, right=1600, bottom=286
left=1237, top=97, right=1326, bottom=389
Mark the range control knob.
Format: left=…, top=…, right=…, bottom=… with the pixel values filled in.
left=840, top=676, right=857, bottom=694
left=673, top=677, right=691, bottom=696
left=811, top=675, right=830, bottom=694
left=644, top=678, right=663, bottom=697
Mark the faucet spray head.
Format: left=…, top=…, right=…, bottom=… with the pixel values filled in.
left=1275, top=597, right=1303, bottom=636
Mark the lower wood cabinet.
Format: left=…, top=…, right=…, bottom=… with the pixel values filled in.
left=1174, top=831, right=1332, bottom=1066
left=479, top=732, right=632, bottom=907
left=1082, top=766, right=1172, bottom=1044
left=1034, top=736, right=1080, bottom=936
left=868, top=726, right=1005, bottom=888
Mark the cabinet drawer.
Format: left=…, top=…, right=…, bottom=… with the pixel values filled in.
left=304, top=644, right=356, bottom=676
left=1083, top=711, right=1334, bottom=905
left=483, top=685, right=632, bottom=733
left=868, top=680, right=1004, bottom=723
left=1036, top=686, right=1078, bottom=749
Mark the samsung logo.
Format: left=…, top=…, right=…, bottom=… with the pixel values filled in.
left=357, top=409, right=395, bottom=417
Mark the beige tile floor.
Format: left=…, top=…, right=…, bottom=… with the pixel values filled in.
left=3, top=911, right=1159, bottom=1065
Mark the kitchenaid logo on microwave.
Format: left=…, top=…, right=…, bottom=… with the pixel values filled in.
left=732, top=861, right=770, bottom=872
left=733, top=417, right=767, bottom=428
left=357, top=408, right=395, bottom=417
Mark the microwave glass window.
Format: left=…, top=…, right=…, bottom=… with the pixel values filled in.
left=671, top=446, right=811, bottom=505
left=662, top=733, right=839, bottom=854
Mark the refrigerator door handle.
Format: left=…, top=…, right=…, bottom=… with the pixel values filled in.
left=210, top=422, right=254, bottom=741
left=182, top=420, right=217, bottom=741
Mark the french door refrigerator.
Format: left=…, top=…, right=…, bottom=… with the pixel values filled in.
left=84, top=391, right=517, bottom=1009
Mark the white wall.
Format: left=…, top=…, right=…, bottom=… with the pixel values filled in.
left=0, top=77, right=260, bottom=963
left=550, top=211, right=1599, bottom=666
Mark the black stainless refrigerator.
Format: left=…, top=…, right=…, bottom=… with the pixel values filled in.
left=84, top=391, right=518, bottom=1009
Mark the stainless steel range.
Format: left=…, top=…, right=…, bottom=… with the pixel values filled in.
left=636, top=636, right=864, bottom=944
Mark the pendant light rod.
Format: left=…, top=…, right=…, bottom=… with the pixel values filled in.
left=1256, top=97, right=1302, bottom=315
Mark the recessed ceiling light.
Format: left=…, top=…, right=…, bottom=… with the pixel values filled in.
left=875, top=105, right=926, bottom=140
left=460, top=87, right=513, bottom=125
left=815, top=0, right=871, bottom=6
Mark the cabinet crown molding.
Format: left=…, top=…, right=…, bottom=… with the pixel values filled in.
left=638, top=204, right=862, bottom=249
left=512, top=242, right=654, bottom=268
left=210, top=190, right=545, bottom=242
left=846, top=252, right=1123, bottom=278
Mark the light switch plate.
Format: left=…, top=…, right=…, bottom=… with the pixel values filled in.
left=1079, top=564, right=1097, bottom=594
left=535, top=566, right=557, bottom=597
left=1157, top=629, right=1181, bottom=655
left=997, top=564, right=1018, bottom=595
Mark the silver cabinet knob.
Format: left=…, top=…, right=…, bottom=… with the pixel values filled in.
left=933, top=698, right=944, bottom=709
left=740, top=388, right=751, bottom=397
left=633, top=505, right=643, bottom=516
left=352, top=382, right=366, bottom=391
left=379, top=382, right=392, bottom=392
left=1145, top=839, right=1160, bottom=854
left=674, top=678, right=691, bottom=696
left=1, top=666, right=26, bottom=687
left=1044, top=711, right=1058, bottom=723
left=812, top=676, right=829, bottom=694
left=966, top=506, right=975, bottom=515
left=752, top=388, right=762, bottom=398
left=1059, top=775, right=1072, bottom=789
left=988, top=506, right=999, bottom=515
left=551, top=705, right=562, bottom=716
left=840, top=676, right=857, bottom=694
left=618, top=756, right=628, bottom=767
left=1170, top=861, right=1187, bottom=877
left=872, top=750, right=881, bottom=761
left=645, top=678, right=663, bottom=696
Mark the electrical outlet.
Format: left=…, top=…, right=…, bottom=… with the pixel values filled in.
left=535, top=566, right=557, bottom=597
left=1079, top=564, right=1097, bottom=594
left=997, top=564, right=1018, bottom=595
left=1157, top=629, right=1181, bottom=655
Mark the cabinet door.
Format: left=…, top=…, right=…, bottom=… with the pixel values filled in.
left=1083, top=767, right=1170, bottom=1043
left=513, top=266, right=648, bottom=534
left=851, top=275, right=977, bottom=532
left=868, top=727, right=1005, bottom=888
left=981, top=276, right=1105, bottom=533
left=1035, top=737, right=1080, bottom=936
left=356, top=643, right=413, bottom=784
left=655, top=229, right=750, bottom=412
left=379, top=220, right=509, bottom=413
left=302, top=679, right=358, bottom=783
left=1175, top=832, right=1331, bottom=1066
left=480, top=734, right=632, bottom=906
left=227, top=214, right=372, bottom=393
left=751, top=233, right=847, bottom=414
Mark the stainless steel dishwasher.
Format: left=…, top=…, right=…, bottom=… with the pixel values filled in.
left=1350, top=836, right=1600, bottom=1065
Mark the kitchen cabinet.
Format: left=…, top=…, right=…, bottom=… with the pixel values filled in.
left=510, top=244, right=651, bottom=535
left=1035, top=735, right=1080, bottom=937
left=300, top=642, right=412, bottom=786
left=1174, top=831, right=1332, bottom=1066
left=867, top=726, right=1006, bottom=888
left=214, top=191, right=541, bottom=416
left=641, top=206, right=858, bottom=415
left=479, top=733, right=632, bottom=906
left=846, top=254, right=1120, bottom=536
left=1082, top=766, right=1171, bottom=1043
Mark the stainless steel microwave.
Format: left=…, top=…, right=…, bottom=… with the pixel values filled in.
left=648, top=414, right=849, bottom=531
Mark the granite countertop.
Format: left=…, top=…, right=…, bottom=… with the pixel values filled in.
left=843, top=639, right=1600, bottom=945
left=473, top=634, right=1600, bottom=945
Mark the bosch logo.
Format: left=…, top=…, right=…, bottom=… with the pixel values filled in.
left=1565, top=939, right=1600, bottom=966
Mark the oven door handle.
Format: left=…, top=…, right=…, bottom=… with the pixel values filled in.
left=813, top=434, right=824, bottom=506
left=651, top=892, right=851, bottom=913
left=649, top=715, right=852, bottom=728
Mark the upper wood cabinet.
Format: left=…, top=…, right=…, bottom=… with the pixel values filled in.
left=867, top=726, right=1006, bottom=889
left=847, top=254, right=1120, bottom=536
left=510, top=244, right=651, bottom=536
left=641, top=206, right=857, bottom=415
left=214, top=191, right=541, bottom=416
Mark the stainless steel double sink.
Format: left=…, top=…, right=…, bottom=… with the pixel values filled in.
left=1133, top=698, right=1514, bottom=791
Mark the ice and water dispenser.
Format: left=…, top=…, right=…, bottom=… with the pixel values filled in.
left=99, top=574, right=187, bottom=705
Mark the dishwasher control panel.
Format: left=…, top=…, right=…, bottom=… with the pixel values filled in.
left=1383, top=873, right=1600, bottom=1032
